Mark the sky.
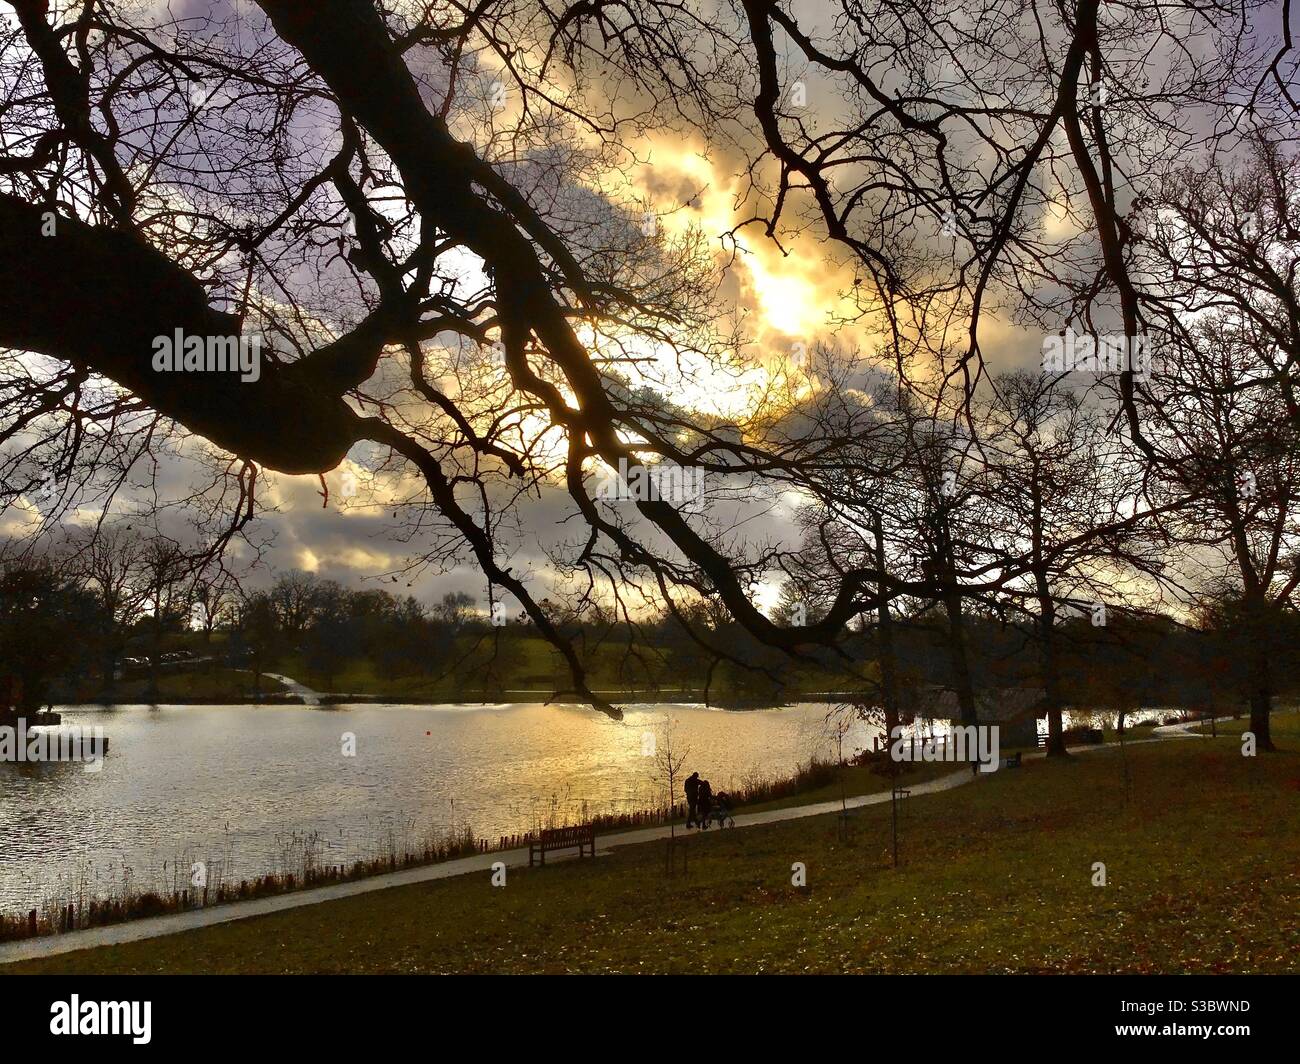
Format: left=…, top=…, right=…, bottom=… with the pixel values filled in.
left=2, top=0, right=1288, bottom=618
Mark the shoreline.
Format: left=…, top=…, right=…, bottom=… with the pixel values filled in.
left=55, top=673, right=862, bottom=709
left=53, top=693, right=809, bottom=709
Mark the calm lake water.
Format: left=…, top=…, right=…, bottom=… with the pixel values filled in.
left=0, top=701, right=872, bottom=913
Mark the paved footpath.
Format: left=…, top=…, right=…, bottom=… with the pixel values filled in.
left=0, top=725, right=1213, bottom=965
left=261, top=673, right=321, bottom=706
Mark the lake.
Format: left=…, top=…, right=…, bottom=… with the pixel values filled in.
left=0, top=699, right=1183, bottom=914
left=0, top=700, right=870, bottom=913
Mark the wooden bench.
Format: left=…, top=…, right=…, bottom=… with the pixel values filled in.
left=529, top=824, right=596, bottom=866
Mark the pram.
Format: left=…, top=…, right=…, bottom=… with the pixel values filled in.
left=699, top=792, right=736, bottom=829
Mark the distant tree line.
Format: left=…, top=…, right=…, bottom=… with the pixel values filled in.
left=0, top=528, right=499, bottom=706
left=2, top=521, right=1297, bottom=719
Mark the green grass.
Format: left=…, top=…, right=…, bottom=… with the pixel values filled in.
left=728, top=760, right=952, bottom=816
left=104, top=668, right=289, bottom=703
left=274, top=654, right=450, bottom=699
left=279, top=635, right=872, bottom=702
left=73, top=632, right=875, bottom=704
left=12, top=716, right=1298, bottom=974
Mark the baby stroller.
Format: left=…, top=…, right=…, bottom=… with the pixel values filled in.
left=700, top=791, right=736, bottom=829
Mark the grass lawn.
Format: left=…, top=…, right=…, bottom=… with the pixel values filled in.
left=278, top=636, right=687, bottom=700
left=10, top=716, right=1298, bottom=975
left=276, top=635, right=871, bottom=702
left=103, top=668, right=290, bottom=703
left=727, top=760, right=953, bottom=816
left=71, top=634, right=873, bottom=704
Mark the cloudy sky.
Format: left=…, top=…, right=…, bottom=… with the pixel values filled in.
left=2, top=0, right=1283, bottom=616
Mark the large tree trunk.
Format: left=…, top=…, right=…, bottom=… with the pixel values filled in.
left=873, top=513, right=900, bottom=741
left=945, top=590, right=982, bottom=775
left=940, top=547, right=978, bottom=728
left=1035, top=569, right=1067, bottom=757
left=1248, top=689, right=1273, bottom=751
left=932, top=512, right=978, bottom=771
left=946, top=589, right=978, bottom=728
left=1247, top=625, right=1275, bottom=751
left=146, top=635, right=160, bottom=700
left=934, top=567, right=976, bottom=783
left=1242, top=593, right=1277, bottom=752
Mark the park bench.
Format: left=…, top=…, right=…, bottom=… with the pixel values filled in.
left=528, top=824, right=597, bottom=866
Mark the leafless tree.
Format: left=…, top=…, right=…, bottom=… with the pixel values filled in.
left=136, top=533, right=189, bottom=697
left=982, top=371, right=1164, bottom=754
left=0, top=0, right=1295, bottom=723
left=1142, top=314, right=1300, bottom=749
left=650, top=716, right=690, bottom=837
left=63, top=520, right=146, bottom=692
left=190, top=569, right=238, bottom=644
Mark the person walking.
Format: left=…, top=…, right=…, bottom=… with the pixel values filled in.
left=684, top=771, right=701, bottom=827
left=697, top=778, right=713, bottom=827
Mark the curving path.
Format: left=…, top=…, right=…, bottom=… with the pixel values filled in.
left=261, top=673, right=322, bottom=706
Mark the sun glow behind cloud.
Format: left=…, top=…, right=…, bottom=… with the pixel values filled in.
left=596, top=135, right=872, bottom=421
left=635, top=139, right=852, bottom=343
